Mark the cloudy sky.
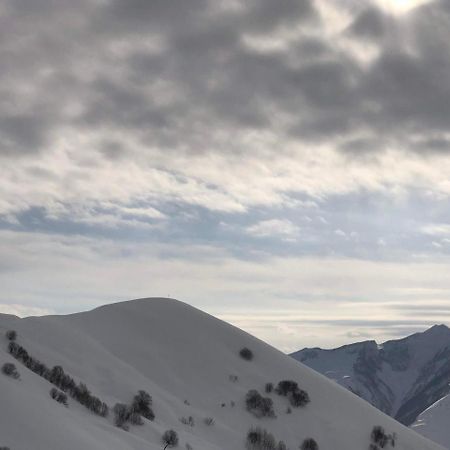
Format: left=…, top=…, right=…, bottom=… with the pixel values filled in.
left=1, top=0, right=450, bottom=351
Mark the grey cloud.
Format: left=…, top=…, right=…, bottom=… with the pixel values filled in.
left=339, top=137, right=387, bottom=157
left=412, top=137, right=450, bottom=154
left=363, top=52, right=450, bottom=132
left=78, top=78, right=173, bottom=130
left=0, top=114, right=49, bottom=155
left=347, top=6, right=390, bottom=41
left=101, top=0, right=209, bottom=31
left=291, top=60, right=358, bottom=109
left=1, top=0, right=450, bottom=161
left=244, top=0, right=316, bottom=32
left=102, top=0, right=316, bottom=34
left=98, top=140, right=128, bottom=160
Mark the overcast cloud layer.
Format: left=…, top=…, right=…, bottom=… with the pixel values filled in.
left=1, top=0, right=450, bottom=350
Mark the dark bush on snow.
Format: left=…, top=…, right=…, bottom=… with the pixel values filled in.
left=276, top=379, right=310, bottom=408
left=113, top=391, right=156, bottom=430
left=371, top=426, right=388, bottom=448
left=5, top=330, right=16, bottom=341
left=128, top=411, right=144, bottom=426
left=130, top=390, right=155, bottom=421
left=113, top=403, right=130, bottom=430
left=289, top=389, right=310, bottom=407
left=246, top=427, right=277, bottom=450
left=113, top=402, right=145, bottom=430
left=162, top=429, right=179, bottom=449
left=301, top=438, right=319, bottom=450
left=240, top=347, right=254, bottom=361
left=370, top=426, right=396, bottom=448
left=8, top=342, right=108, bottom=417
left=246, top=389, right=275, bottom=418
left=276, top=380, right=299, bottom=396
left=2, top=362, right=20, bottom=379
left=71, top=381, right=109, bottom=417
left=113, top=390, right=155, bottom=430
left=50, top=387, right=68, bottom=406
left=370, top=426, right=387, bottom=448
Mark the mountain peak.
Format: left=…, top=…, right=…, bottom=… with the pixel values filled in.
left=425, top=324, right=450, bottom=334
left=408, top=323, right=450, bottom=343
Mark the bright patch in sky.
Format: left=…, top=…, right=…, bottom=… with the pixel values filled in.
left=376, top=0, right=435, bottom=14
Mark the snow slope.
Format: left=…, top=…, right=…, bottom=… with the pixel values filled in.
left=412, top=395, right=450, bottom=449
left=0, top=298, right=443, bottom=450
left=291, top=325, right=450, bottom=426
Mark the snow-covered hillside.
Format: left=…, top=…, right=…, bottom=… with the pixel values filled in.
left=0, top=298, right=443, bottom=450
left=292, top=325, right=450, bottom=427
left=412, top=395, right=450, bottom=449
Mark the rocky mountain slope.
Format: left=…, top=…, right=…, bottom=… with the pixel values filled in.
left=291, top=324, right=450, bottom=428
left=0, top=298, right=442, bottom=450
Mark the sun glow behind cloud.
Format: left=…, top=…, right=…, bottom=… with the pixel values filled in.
left=375, top=0, right=436, bottom=14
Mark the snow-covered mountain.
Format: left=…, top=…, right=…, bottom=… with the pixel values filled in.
left=0, top=298, right=443, bottom=450
left=291, top=324, right=450, bottom=429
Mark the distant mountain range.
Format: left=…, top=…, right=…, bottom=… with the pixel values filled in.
left=291, top=325, right=450, bottom=446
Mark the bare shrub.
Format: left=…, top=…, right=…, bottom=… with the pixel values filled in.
left=1, top=363, right=19, bottom=379
left=246, top=389, right=275, bottom=418
left=131, top=390, right=154, bottom=421
left=301, top=438, right=318, bottom=450
left=246, top=427, right=277, bottom=450
left=5, top=330, right=17, bottom=341
left=162, top=429, right=179, bottom=449
left=289, top=389, right=310, bottom=408
left=240, top=347, right=254, bottom=361
left=276, top=380, right=298, bottom=396
left=50, top=387, right=68, bottom=406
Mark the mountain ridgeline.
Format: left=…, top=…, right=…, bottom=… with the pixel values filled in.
left=291, top=325, right=450, bottom=426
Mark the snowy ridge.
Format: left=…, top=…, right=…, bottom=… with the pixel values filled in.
left=0, top=298, right=443, bottom=450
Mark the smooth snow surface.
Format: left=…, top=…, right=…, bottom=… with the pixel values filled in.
left=412, top=395, right=450, bottom=449
left=0, top=298, right=444, bottom=450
